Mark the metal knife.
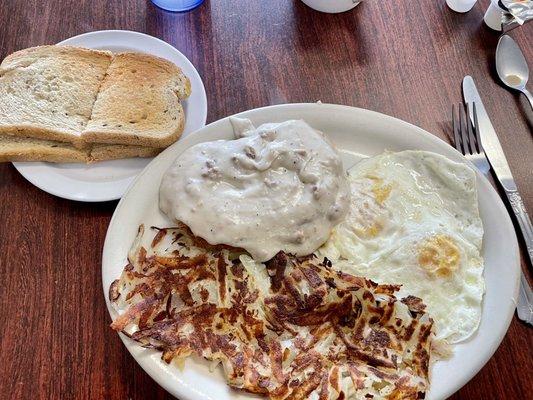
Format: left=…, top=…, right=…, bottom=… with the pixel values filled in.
left=463, top=76, right=533, bottom=324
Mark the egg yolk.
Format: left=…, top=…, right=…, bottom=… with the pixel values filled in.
left=366, top=175, right=392, bottom=205
left=353, top=221, right=382, bottom=238
left=418, top=235, right=460, bottom=277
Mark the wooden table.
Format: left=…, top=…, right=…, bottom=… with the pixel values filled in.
left=1, top=0, right=531, bottom=398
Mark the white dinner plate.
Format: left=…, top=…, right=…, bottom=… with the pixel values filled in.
left=13, top=30, right=207, bottom=202
left=102, top=103, right=520, bottom=400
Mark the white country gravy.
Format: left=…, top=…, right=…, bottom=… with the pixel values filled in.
left=159, top=118, right=350, bottom=262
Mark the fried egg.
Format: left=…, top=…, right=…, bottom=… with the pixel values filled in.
left=320, top=150, right=485, bottom=343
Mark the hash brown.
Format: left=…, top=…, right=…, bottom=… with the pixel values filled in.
left=110, top=224, right=436, bottom=400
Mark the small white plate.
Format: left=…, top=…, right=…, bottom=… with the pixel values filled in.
left=13, top=30, right=207, bottom=202
left=102, top=103, right=520, bottom=400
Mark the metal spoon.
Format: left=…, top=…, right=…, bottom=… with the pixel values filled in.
left=496, top=35, right=533, bottom=110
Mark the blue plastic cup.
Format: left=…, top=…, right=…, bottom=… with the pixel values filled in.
left=150, top=0, right=204, bottom=12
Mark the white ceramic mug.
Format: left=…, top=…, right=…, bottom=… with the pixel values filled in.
left=301, top=0, right=361, bottom=14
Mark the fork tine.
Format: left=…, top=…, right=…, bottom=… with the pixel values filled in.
left=472, top=102, right=482, bottom=153
left=465, top=102, right=478, bottom=154
left=459, top=103, right=470, bottom=155
left=452, top=104, right=463, bottom=154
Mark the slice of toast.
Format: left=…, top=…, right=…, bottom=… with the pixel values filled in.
left=0, top=135, right=161, bottom=163
left=83, top=52, right=191, bottom=148
left=0, top=46, right=112, bottom=148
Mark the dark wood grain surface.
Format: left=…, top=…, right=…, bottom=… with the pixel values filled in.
left=0, top=0, right=531, bottom=399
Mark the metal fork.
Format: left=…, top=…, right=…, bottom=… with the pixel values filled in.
left=452, top=102, right=533, bottom=325
left=452, top=102, right=490, bottom=176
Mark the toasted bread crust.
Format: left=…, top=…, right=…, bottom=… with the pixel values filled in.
left=0, top=134, right=87, bottom=162
left=89, top=143, right=162, bottom=162
left=0, top=135, right=160, bottom=163
left=0, top=125, right=87, bottom=148
left=0, top=45, right=113, bottom=71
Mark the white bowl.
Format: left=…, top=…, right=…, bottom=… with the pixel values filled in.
left=301, top=0, right=361, bottom=13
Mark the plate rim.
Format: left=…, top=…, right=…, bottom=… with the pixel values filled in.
left=103, top=102, right=520, bottom=400
left=12, top=29, right=208, bottom=202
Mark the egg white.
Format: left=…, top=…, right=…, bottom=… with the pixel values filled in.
left=320, top=150, right=485, bottom=343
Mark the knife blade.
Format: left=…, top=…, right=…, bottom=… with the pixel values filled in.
left=462, top=76, right=517, bottom=191
left=463, top=75, right=533, bottom=264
